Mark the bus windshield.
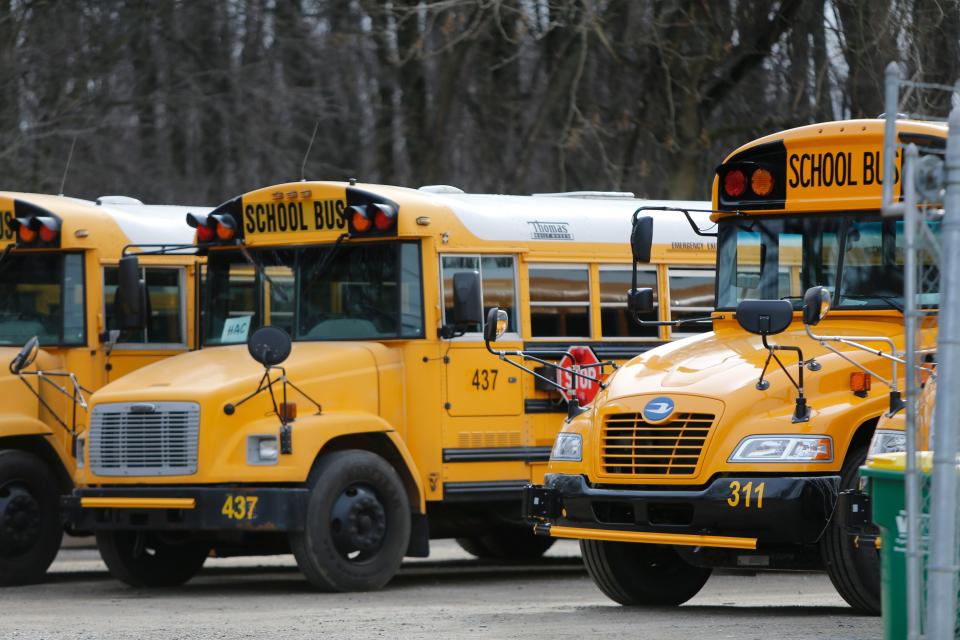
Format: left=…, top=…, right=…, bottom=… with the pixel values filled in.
left=716, top=212, right=941, bottom=311
left=0, top=252, right=85, bottom=346
left=203, top=241, right=424, bottom=345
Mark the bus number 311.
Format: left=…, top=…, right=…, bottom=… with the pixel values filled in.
left=727, top=480, right=765, bottom=509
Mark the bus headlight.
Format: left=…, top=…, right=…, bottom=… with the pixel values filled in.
left=551, top=433, right=582, bottom=462
left=868, top=430, right=907, bottom=457
left=75, top=436, right=85, bottom=469
left=247, top=435, right=279, bottom=465
left=729, top=436, right=832, bottom=462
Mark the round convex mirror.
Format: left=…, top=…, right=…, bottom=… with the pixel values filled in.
left=247, top=326, right=292, bottom=367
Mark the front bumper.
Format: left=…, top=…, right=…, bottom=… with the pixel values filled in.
left=63, top=486, right=310, bottom=532
left=523, top=473, right=840, bottom=549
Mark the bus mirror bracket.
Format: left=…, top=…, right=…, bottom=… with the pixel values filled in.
left=10, top=336, right=89, bottom=442
left=802, top=286, right=907, bottom=413
left=483, top=307, right=618, bottom=419
left=224, top=327, right=323, bottom=452
left=736, top=299, right=811, bottom=422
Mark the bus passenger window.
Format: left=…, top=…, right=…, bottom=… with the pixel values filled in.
left=668, top=268, right=714, bottom=334
left=529, top=265, right=589, bottom=338
left=441, top=255, right=517, bottom=335
left=599, top=267, right=658, bottom=338
left=105, top=266, right=185, bottom=345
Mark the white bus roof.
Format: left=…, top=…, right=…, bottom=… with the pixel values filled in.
left=428, top=193, right=714, bottom=245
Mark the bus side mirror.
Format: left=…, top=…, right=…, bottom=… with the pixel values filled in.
left=116, top=255, right=147, bottom=331
left=247, top=326, right=292, bottom=368
left=484, top=307, right=509, bottom=344
left=736, top=299, right=793, bottom=336
left=803, top=286, right=831, bottom=326
left=627, top=288, right=654, bottom=314
left=631, top=216, right=653, bottom=264
left=453, top=271, right=483, bottom=326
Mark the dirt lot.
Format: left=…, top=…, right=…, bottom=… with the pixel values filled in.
left=0, top=540, right=881, bottom=640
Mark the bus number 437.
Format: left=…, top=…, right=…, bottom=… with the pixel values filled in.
left=471, top=368, right=498, bottom=391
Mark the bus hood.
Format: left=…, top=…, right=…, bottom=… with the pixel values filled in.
left=604, top=318, right=902, bottom=402
left=90, top=342, right=393, bottom=414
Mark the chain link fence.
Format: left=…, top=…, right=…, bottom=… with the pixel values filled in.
left=882, top=62, right=957, bottom=640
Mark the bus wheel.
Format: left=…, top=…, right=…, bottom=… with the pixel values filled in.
left=0, top=450, right=63, bottom=585
left=291, top=450, right=410, bottom=592
left=96, top=531, right=209, bottom=587
left=456, top=527, right=555, bottom=560
left=581, top=540, right=711, bottom=606
left=822, top=443, right=881, bottom=615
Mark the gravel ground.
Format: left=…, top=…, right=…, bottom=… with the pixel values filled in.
left=0, top=540, right=881, bottom=640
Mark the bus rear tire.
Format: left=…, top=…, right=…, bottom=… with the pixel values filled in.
left=290, top=450, right=410, bottom=592
left=581, top=540, right=711, bottom=606
left=822, top=443, right=881, bottom=615
left=96, top=531, right=209, bottom=587
left=456, top=528, right=555, bottom=560
left=0, top=450, right=63, bottom=586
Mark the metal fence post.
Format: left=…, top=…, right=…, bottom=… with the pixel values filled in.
left=902, top=142, right=923, bottom=640
left=927, top=106, right=960, bottom=639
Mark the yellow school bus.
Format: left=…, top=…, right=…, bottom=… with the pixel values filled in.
left=0, top=193, right=209, bottom=585
left=66, top=183, right=715, bottom=590
left=513, top=119, right=946, bottom=615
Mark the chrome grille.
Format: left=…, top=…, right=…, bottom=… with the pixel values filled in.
left=601, top=412, right=715, bottom=476
left=89, top=402, right=200, bottom=476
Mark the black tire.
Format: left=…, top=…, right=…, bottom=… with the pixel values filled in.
left=96, top=531, right=209, bottom=587
left=456, top=527, right=555, bottom=560
left=0, top=450, right=64, bottom=586
left=290, top=450, right=410, bottom=592
left=822, top=443, right=882, bottom=614
left=581, top=540, right=711, bottom=606
left=455, top=537, right=490, bottom=558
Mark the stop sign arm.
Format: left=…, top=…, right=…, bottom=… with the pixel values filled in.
left=483, top=343, right=612, bottom=394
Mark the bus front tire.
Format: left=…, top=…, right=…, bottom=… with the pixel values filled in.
left=0, top=450, right=63, bottom=586
left=456, top=528, right=555, bottom=560
left=95, top=531, right=209, bottom=587
left=581, top=539, right=711, bottom=606
left=822, top=443, right=882, bottom=615
left=290, top=450, right=410, bottom=592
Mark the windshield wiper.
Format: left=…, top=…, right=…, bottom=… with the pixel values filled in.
left=840, top=293, right=904, bottom=313
left=239, top=246, right=291, bottom=303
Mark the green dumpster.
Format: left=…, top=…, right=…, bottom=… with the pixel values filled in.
left=862, top=452, right=932, bottom=640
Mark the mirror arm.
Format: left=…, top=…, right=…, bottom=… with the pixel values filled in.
left=631, top=206, right=719, bottom=237
left=804, top=325, right=900, bottom=391
left=632, top=314, right=724, bottom=327
left=757, top=335, right=810, bottom=423
left=15, top=371, right=89, bottom=436
left=484, top=340, right=609, bottom=393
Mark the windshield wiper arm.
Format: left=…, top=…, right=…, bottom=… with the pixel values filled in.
left=841, top=293, right=904, bottom=313
left=239, top=246, right=291, bottom=303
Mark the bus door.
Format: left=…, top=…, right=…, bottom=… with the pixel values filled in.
left=438, top=255, right=526, bottom=497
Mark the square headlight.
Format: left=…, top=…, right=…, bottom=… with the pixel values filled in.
left=247, top=435, right=279, bottom=465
